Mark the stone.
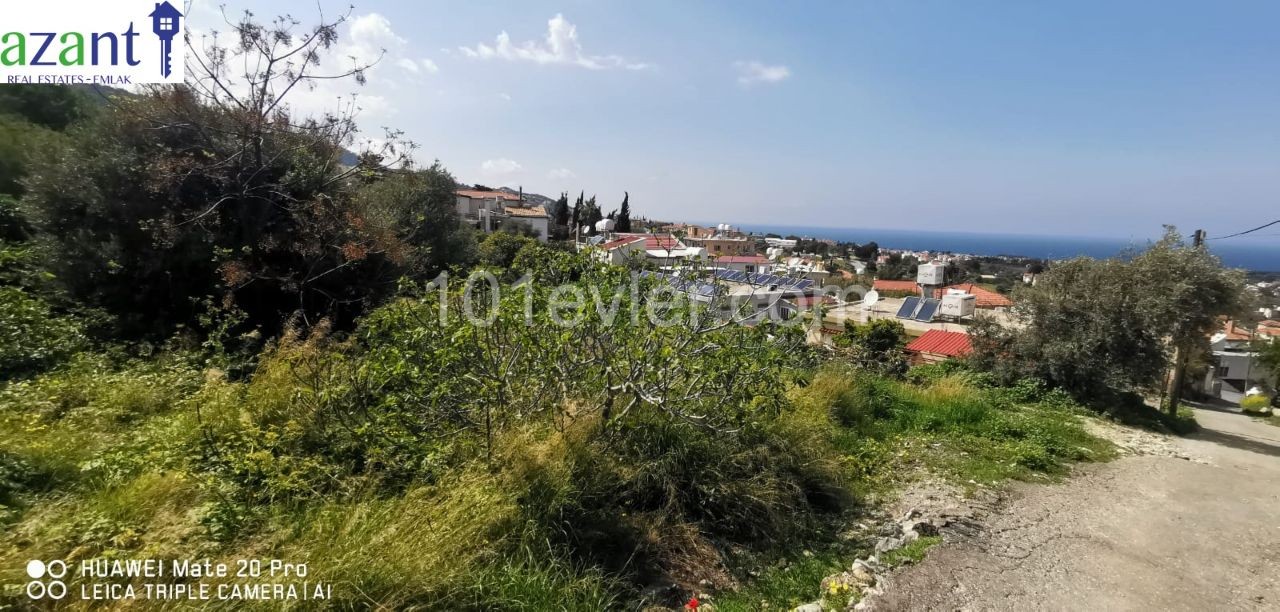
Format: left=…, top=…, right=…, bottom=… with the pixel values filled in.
left=848, top=563, right=875, bottom=586
left=910, top=520, right=941, bottom=537
left=877, top=522, right=903, bottom=537
left=875, top=536, right=904, bottom=554
left=792, top=603, right=824, bottom=612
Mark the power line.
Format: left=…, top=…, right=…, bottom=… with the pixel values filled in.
left=1207, top=219, right=1280, bottom=241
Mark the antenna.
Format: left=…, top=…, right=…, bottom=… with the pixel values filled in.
left=862, top=289, right=880, bottom=310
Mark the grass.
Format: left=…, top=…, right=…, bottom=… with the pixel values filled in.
left=714, top=548, right=858, bottom=612
left=880, top=535, right=943, bottom=568
left=0, top=354, right=1114, bottom=609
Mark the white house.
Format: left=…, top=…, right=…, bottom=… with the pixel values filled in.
left=454, top=189, right=550, bottom=242
left=503, top=206, right=551, bottom=241
left=1201, top=321, right=1275, bottom=403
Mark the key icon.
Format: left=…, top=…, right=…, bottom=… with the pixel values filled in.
left=149, top=2, right=183, bottom=78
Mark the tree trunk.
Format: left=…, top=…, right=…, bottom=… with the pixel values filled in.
left=1167, top=344, right=1187, bottom=415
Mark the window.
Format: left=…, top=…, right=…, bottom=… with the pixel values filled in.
left=160, top=17, right=174, bottom=30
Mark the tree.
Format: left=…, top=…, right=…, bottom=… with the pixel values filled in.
left=1135, top=228, right=1247, bottom=412
left=836, top=319, right=907, bottom=376
left=552, top=192, right=570, bottom=227
left=581, top=195, right=603, bottom=235
left=617, top=192, right=632, bottom=232
left=21, top=8, right=423, bottom=338
left=570, top=191, right=583, bottom=235
left=970, top=227, right=1245, bottom=410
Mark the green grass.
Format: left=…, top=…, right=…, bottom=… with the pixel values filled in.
left=880, top=535, right=943, bottom=567
left=0, top=354, right=1114, bottom=609
left=715, top=548, right=857, bottom=612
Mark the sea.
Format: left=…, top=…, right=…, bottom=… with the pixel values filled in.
left=732, top=224, right=1280, bottom=272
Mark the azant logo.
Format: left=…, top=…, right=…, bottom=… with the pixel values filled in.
left=1, top=1, right=185, bottom=85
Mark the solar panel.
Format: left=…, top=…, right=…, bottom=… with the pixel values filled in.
left=794, top=279, right=814, bottom=290
left=896, top=296, right=921, bottom=318
left=914, top=298, right=940, bottom=322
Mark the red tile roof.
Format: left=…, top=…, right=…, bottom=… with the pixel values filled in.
left=614, top=233, right=685, bottom=251
left=873, top=279, right=920, bottom=293
left=905, top=330, right=973, bottom=358
left=456, top=189, right=522, bottom=201
left=716, top=255, right=770, bottom=264
left=599, top=236, right=646, bottom=250
left=937, top=283, right=1014, bottom=308
left=1222, top=320, right=1253, bottom=341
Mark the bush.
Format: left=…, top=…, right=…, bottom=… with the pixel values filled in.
left=1241, top=395, right=1271, bottom=414
left=0, top=287, right=86, bottom=378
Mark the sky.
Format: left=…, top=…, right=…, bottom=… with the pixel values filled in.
left=186, top=0, right=1280, bottom=241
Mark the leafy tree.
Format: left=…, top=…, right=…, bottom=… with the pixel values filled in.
left=0, top=85, right=91, bottom=131
left=617, top=192, right=632, bottom=232
left=478, top=231, right=538, bottom=273
left=21, top=9, right=426, bottom=337
left=581, top=195, right=602, bottom=234
left=552, top=192, right=570, bottom=226
left=852, top=241, right=879, bottom=260
left=1134, top=228, right=1247, bottom=412
left=570, top=191, right=583, bottom=235
left=970, top=228, right=1245, bottom=409
left=837, top=318, right=907, bottom=376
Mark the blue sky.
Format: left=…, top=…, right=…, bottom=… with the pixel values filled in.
left=189, top=1, right=1280, bottom=239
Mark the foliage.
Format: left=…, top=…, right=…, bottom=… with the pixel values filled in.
left=0, top=287, right=86, bottom=379
left=970, top=228, right=1246, bottom=408
left=18, top=11, right=460, bottom=339
left=880, top=535, right=942, bottom=567
left=617, top=192, right=633, bottom=232
left=836, top=318, right=908, bottom=376
left=1241, top=394, right=1271, bottom=413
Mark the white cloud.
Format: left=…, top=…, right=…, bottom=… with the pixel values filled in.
left=399, top=58, right=439, bottom=74
left=460, top=14, right=652, bottom=70
left=548, top=167, right=576, bottom=180
left=498, top=92, right=512, bottom=101
left=482, top=158, right=524, bottom=175
left=733, top=61, right=791, bottom=86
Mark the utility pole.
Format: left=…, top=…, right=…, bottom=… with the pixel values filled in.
left=1167, top=229, right=1206, bottom=414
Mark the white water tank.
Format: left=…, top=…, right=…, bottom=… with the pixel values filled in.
left=916, top=262, right=946, bottom=286
left=595, top=219, right=616, bottom=233
left=940, top=293, right=975, bottom=318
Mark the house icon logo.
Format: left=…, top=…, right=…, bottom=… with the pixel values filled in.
left=148, top=1, right=182, bottom=78
left=1, top=0, right=187, bottom=85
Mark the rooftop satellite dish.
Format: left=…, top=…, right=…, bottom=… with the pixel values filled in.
left=862, top=289, right=880, bottom=309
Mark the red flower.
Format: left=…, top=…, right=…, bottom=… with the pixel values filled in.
left=685, top=597, right=700, bottom=610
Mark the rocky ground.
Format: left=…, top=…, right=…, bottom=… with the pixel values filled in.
left=853, top=407, right=1280, bottom=611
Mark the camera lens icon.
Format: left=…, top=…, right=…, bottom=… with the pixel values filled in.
left=26, top=559, right=46, bottom=579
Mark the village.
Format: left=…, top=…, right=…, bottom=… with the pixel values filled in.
left=455, top=185, right=1280, bottom=409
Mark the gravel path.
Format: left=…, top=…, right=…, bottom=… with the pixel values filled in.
left=870, top=408, right=1280, bottom=611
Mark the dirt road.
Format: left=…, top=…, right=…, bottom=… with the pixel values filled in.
left=872, top=408, right=1280, bottom=611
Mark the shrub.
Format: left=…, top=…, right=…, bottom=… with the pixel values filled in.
left=1241, top=395, right=1271, bottom=414
left=0, top=286, right=86, bottom=378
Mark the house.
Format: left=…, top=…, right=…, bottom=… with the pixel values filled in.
left=716, top=255, right=770, bottom=274
left=777, top=256, right=830, bottom=283
left=591, top=236, right=648, bottom=265
left=1201, top=320, right=1275, bottom=403
left=936, top=283, right=1014, bottom=309
left=872, top=279, right=921, bottom=296
left=503, top=206, right=550, bottom=241
left=455, top=189, right=551, bottom=241
left=684, top=234, right=754, bottom=256
left=904, top=330, right=972, bottom=365
left=589, top=233, right=705, bottom=266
